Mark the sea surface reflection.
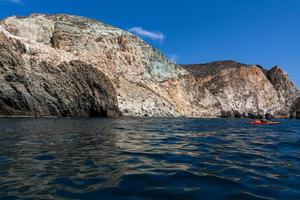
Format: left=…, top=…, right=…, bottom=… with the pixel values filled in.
left=0, top=118, right=300, bottom=199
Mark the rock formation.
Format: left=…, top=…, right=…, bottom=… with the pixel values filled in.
left=290, top=97, right=300, bottom=119
left=0, top=31, right=120, bottom=117
left=182, top=61, right=300, bottom=118
left=0, top=14, right=299, bottom=118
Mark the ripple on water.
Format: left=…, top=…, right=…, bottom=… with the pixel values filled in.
left=34, top=154, right=55, bottom=161
left=0, top=118, right=299, bottom=199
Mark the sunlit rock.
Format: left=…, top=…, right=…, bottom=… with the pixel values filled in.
left=0, top=14, right=299, bottom=118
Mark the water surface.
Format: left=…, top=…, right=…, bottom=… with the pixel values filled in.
left=0, top=118, right=300, bottom=199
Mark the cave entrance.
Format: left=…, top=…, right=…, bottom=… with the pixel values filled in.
left=296, top=111, right=300, bottom=119
left=89, top=106, right=108, bottom=117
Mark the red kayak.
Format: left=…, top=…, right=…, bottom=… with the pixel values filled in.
left=250, top=120, right=281, bottom=125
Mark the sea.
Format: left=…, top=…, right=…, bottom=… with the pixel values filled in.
left=0, top=118, right=299, bottom=200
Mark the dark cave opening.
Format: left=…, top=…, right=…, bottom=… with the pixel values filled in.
left=296, top=111, right=300, bottom=119
left=89, top=106, right=108, bottom=117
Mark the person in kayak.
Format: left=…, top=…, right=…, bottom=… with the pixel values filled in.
left=261, top=115, right=268, bottom=123
left=250, top=114, right=280, bottom=125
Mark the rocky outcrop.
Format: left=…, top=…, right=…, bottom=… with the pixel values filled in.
left=290, top=97, right=300, bottom=119
left=0, top=14, right=193, bottom=117
left=267, top=66, right=299, bottom=116
left=0, top=32, right=119, bottom=117
left=182, top=61, right=300, bottom=118
left=0, top=14, right=299, bottom=118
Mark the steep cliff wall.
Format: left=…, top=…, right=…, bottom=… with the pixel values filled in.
left=290, top=97, right=300, bottom=119
left=0, top=14, right=299, bottom=118
left=182, top=61, right=300, bottom=118
left=0, top=33, right=119, bottom=117
left=0, top=14, right=192, bottom=117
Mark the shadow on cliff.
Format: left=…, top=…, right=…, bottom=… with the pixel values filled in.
left=0, top=33, right=120, bottom=117
left=290, top=97, right=300, bottom=119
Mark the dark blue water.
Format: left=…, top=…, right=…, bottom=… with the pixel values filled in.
left=0, top=118, right=300, bottom=200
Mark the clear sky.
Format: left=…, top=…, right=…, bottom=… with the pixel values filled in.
left=0, top=0, right=299, bottom=86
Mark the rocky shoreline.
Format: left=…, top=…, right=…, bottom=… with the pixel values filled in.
left=0, top=14, right=299, bottom=118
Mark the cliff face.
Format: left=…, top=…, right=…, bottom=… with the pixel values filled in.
left=267, top=66, right=300, bottom=116
left=182, top=61, right=300, bottom=118
left=290, top=97, right=300, bottom=119
left=0, top=14, right=299, bottom=118
left=0, top=32, right=119, bottom=117
left=0, top=14, right=194, bottom=117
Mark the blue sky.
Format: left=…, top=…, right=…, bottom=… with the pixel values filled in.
left=0, top=0, right=299, bottom=86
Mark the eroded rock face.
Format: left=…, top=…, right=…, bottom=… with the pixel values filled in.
left=0, top=14, right=299, bottom=118
left=0, top=14, right=192, bottom=117
left=267, top=66, right=300, bottom=115
left=290, top=97, right=300, bottom=119
left=0, top=33, right=119, bottom=117
left=182, top=61, right=300, bottom=118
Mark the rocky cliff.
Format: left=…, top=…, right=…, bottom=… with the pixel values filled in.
left=0, top=14, right=299, bottom=118
left=290, top=97, right=300, bottom=119
left=182, top=61, right=300, bottom=118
